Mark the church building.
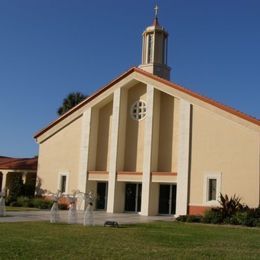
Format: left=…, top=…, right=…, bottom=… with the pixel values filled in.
left=34, top=12, right=260, bottom=216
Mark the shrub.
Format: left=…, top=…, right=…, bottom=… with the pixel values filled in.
left=22, top=183, right=35, bottom=198
left=31, top=198, right=52, bottom=209
left=218, top=193, right=244, bottom=218
left=203, top=209, right=223, bottom=224
left=176, top=215, right=188, bottom=222
left=176, top=215, right=203, bottom=223
left=8, top=176, right=24, bottom=201
left=186, top=215, right=203, bottom=223
left=16, top=196, right=31, bottom=207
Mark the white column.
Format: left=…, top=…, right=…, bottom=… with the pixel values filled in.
left=22, top=172, right=27, bottom=184
left=176, top=100, right=191, bottom=216
left=77, top=109, right=92, bottom=192
left=1, top=171, right=8, bottom=192
left=141, top=85, right=155, bottom=216
left=107, top=88, right=121, bottom=213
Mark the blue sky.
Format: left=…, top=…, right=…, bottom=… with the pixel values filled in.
left=0, top=0, right=259, bottom=157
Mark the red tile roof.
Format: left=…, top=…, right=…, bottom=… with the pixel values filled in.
left=0, top=156, right=38, bottom=170
left=34, top=67, right=260, bottom=139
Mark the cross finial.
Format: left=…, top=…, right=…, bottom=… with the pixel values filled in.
left=154, top=4, right=159, bottom=19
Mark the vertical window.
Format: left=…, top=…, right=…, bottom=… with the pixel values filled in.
left=204, top=173, right=221, bottom=206
left=147, top=34, right=153, bottom=63
left=60, top=175, right=67, bottom=193
left=208, top=179, right=217, bottom=201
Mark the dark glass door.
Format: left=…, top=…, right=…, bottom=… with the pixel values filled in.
left=137, top=184, right=142, bottom=212
left=125, top=183, right=142, bottom=212
left=96, top=182, right=107, bottom=210
left=159, top=184, right=176, bottom=215
left=159, top=185, right=170, bottom=214
left=171, top=185, right=176, bottom=214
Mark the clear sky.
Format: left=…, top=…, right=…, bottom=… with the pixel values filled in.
left=0, top=0, right=259, bottom=158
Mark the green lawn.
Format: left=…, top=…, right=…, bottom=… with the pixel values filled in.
left=0, top=221, right=259, bottom=259
left=6, top=206, right=40, bottom=212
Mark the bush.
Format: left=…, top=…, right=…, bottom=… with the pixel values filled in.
left=31, top=198, right=52, bottom=209
left=186, top=215, right=203, bottom=223
left=22, top=183, right=35, bottom=198
left=218, top=193, right=244, bottom=219
left=203, top=210, right=223, bottom=224
left=8, top=176, right=24, bottom=201
left=176, top=215, right=203, bottom=223
left=16, top=196, right=31, bottom=207
left=176, top=215, right=188, bottom=222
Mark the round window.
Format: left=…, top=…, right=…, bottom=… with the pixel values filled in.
left=131, top=100, right=147, bottom=120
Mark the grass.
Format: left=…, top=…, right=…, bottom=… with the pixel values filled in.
left=0, top=222, right=259, bottom=259
left=5, top=206, right=40, bottom=212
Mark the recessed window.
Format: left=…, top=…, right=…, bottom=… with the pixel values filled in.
left=60, top=175, right=67, bottom=193
left=131, top=100, right=147, bottom=121
left=208, top=179, right=217, bottom=201
left=147, top=34, right=153, bottom=63
left=58, top=172, right=69, bottom=194
left=204, top=173, right=221, bottom=206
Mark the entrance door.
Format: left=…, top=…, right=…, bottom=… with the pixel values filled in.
left=96, top=182, right=107, bottom=210
left=159, top=184, right=176, bottom=215
left=125, top=183, right=142, bottom=212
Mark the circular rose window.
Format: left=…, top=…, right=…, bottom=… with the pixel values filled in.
left=131, top=100, right=147, bottom=120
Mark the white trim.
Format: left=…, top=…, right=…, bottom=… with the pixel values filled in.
left=77, top=109, right=92, bottom=192
left=57, top=171, right=69, bottom=194
left=141, top=85, right=155, bottom=216
left=107, top=88, right=121, bottom=213
left=203, top=172, right=222, bottom=207
left=176, top=100, right=191, bottom=216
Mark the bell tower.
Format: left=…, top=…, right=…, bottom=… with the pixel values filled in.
left=139, top=5, right=171, bottom=80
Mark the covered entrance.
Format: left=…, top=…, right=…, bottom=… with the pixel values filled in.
left=124, top=183, right=142, bottom=212
left=159, top=184, right=176, bottom=215
left=96, top=182, right=108, bottom=210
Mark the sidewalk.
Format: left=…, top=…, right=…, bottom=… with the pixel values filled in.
left=0, top=210, right=174, bottom=225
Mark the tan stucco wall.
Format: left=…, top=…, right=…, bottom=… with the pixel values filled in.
left=96, top=101, right=113, bottom=171
left=37, top=117, right=82, bottom=194
left=189, top=105, right=259, bottom=207
left=157, top=92, right=178, bottom=172
left=149, top=183, right=159, bottom=215
left=114, top=182, right=125, bottom=212
left=124, top=83, right=147, bottom=171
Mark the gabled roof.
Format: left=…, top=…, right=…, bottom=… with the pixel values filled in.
left=34, top=67, right=260, bottom=139
left=0, top=156, right=38, bottom=170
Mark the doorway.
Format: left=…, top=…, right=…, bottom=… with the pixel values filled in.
left=96, top=182, right=108, bottom=210
left=159, top=184, right=176, bottom=215
left=124, top=183, right=142, bottom=212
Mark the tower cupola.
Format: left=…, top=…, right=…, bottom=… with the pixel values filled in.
left=139, top=5, right=171, bottom=80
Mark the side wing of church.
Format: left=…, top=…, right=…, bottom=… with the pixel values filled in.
left=34, top=14, right=260, bottom=216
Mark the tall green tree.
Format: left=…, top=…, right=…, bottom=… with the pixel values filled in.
left=57, top=92, right=87, bottom=116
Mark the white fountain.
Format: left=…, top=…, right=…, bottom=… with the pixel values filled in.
left=49, top=190, right=63, bottom=223
left=67, top=190, right=79, bottom=224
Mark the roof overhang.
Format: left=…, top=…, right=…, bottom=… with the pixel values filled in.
left=34, top=67, right=260, bottom=142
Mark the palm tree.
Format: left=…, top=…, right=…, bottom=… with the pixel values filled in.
left=57, top=92, right=87, bottom=116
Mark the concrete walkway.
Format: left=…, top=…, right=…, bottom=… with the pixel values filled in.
left=0, top=210, right=174, bottom=225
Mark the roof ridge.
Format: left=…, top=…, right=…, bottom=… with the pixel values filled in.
left=133, top=67, right=260, bottom=126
